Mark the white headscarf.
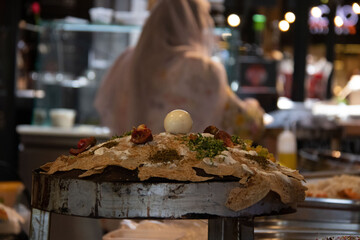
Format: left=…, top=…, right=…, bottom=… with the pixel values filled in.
left=95, top=0, right=264, bottom=140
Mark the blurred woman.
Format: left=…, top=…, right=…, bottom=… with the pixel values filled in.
left=95, top=0, right=264, bottom=141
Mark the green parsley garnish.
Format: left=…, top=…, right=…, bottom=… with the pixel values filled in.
left=111, top=130, right=132, bottom=140
left=231, top=136, right=246, bottom=149
left=231, top=136, right=254, bottom=150
left=253, top=145, right=275, bottom=162
left=185, top=134, right=227, bottom=159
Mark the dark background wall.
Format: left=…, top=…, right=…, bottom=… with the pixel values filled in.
left=0, top=1, right=21, bottom=179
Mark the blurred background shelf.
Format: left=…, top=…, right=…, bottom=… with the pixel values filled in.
left=21, top=21, right=232, bottom=34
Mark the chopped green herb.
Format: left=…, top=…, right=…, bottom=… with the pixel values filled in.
left=231, top=136, right=254, bottom=150
left=252, top=145, right=276, bottom=162
left=111, top=130, right=132, bottom=140
left=231, top=136, right=246, bottom=149
left=184, top=134, right=227, bottom=159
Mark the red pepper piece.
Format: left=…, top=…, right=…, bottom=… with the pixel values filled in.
left=203, top=125, right=219, bottom=135
left=214, top=130, right=234, bottom=148
left=130, top=124, right=153, bottom=144
left=70, top=136, right=97, bottom=155
left=189, top=134, right=198, bottom=141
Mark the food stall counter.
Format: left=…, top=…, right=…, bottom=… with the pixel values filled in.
left=16, top=124, right=111, bottom=192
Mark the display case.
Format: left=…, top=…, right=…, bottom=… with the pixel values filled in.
left=27, top=21, right=141, bottom=127
left=25, top=21, right=231, bottom=127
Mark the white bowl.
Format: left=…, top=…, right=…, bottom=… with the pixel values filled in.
left=89, top=7, right=114, bottom=24
left=50, top=108, right=76, bottom=128
left=114, top=11, right=149, bottom=25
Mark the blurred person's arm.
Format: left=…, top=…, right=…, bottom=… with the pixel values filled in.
left=220, top=87, right=265, bottom=142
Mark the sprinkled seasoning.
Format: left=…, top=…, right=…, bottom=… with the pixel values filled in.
left=149, top=149, right=183, bottom=163
left=245, top=154, right=269, bottom=169
left=102, top=141, right=119, bottom=149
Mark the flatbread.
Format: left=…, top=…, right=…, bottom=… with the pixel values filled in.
left=40, top=132, right=306, bottom=211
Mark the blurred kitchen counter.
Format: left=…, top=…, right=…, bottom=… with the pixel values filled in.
left=338, top=119, right=360, bottom=137
left=16, top=124, right=111, bottom=138
left=16, top=124, right=111, bottom=191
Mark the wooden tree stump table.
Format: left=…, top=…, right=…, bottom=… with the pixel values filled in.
left=29, top=168, right=295, bottom=240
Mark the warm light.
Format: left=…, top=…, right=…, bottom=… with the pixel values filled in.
left=353, top=2, right=360, bottom=14
left=334, top=16, right=344, bottom=27
left=278, top=20, right=290, bottom=32
left=263, top=113, right=274, bottom=126
left=230, top=81, right=239, bottom=92
left=277, top=97, right=295, bottom=110
left=221, top=32, right=232, bottom=40
left=227, top=14, right=241, bottom=27
left=285, top=12, right=296, bottom=23
left=338, top=74, right=360, bottom=99
left=332, top=151, right=341, bottom=158
left=271, top=50, right=283, bottom=60
left=311, top=6, right=323, bottom=18
left=333, top=85, right=343, bottom=96
left=348, top=74, right=360, bottom=91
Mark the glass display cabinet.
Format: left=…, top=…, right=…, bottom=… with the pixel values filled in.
left=26, top=21, right=231, bottom=127
left=29, top=21, right=142, bottom=126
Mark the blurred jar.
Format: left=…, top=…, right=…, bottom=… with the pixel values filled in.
left=277, top=127, right=297, bottom=169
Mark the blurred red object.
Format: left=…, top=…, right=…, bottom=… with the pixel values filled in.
left=307, top=72, right=324, bottom=99
left=31, top=2, right=40, bottom=15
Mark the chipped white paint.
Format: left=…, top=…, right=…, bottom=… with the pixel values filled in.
left=32, top=172, right=292, bottom=219
left=29, top=208, right=50, bottom=240
left=67, top=180, right=97, bottom=216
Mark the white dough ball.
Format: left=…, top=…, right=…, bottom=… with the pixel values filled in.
left=164, top=109, right=193, bottom=134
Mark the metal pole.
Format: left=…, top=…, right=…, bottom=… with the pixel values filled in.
left=292, top=0, right=311, bottom=102
left=29, top=208, right=51, bottom=240
left=208, top=218, right=254, bottom=240
left=325, top=1, right=337, bottom=99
